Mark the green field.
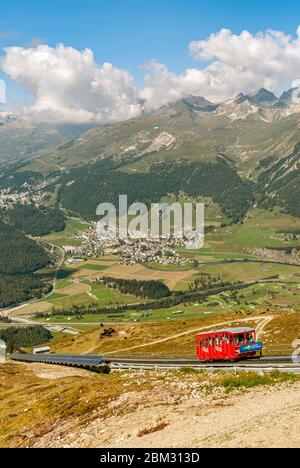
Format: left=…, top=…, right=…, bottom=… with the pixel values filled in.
left=144, top=262, right=194, bottom=271
left=80, top=264, right=109, bottom=271
left=205, top=208, right=300, bottom=253
left=42, top=217, right=90, bottom=247
left=55, top=279, right=72, bottom=290
left=25, top=208, right=300, bottom=324
left=37, top=273, right=300, bottom=324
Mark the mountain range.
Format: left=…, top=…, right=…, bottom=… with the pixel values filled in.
left=0, top=87, right=300, bottom=222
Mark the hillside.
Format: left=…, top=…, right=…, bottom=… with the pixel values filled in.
left=20, top=88, right=300, bottom=176
left=0, top=221, right=49, bottom=275
left=0, top=221, right=50, bottom=307
left=0, top=88, right=300, bottom=225
left=0, top=113, right=93, bottom=166
left=0, top=362, right=299, bottom=448
left=1, top=204, right=66, bottom=236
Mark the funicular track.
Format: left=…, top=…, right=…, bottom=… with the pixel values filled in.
left=10, top=353, right=299, bottom=373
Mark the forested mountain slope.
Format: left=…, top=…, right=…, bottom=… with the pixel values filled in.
left=0, top=221, right=50, bottom=308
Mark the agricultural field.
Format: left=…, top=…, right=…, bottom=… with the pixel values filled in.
left=174, top=208, right=300, bottom=264
left=42, top=217, right=91, bottom=247
left=87, top=263, right=198, bottom=290
left=204, top=208, right=300, bottom=254
left=176, top=262, right=300, bottom=290
left=7, top=208, right=300, bottom=329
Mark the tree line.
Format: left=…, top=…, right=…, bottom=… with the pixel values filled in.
left=188, top=274, right=232, bottom=291
left=0, top=220, right=50, bottom=307
left=0, top=274, right=51, bottom=308
left=35, top=281, right=257, bottom=320
left=0, top=326, right=52, bottom=353
left=98, top=277, right=171, bottom=299
left=0, top=220, right=49, bottom=275
left=1, top=203, right=66, bottom=237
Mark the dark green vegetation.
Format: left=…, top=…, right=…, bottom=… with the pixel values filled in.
left=0, top=168, right=43, bottom=193
left=0, top=274, right=50, bottom=308
left=99, top=277, right=171, bottom=299
left=257, top=143, right=300, bottom=217
left=188, top=274, right=232, bottom=291
left=0, top=221, right=50, bottom=307
left=60, top=158, right=255, bottom=223
left=0, top=326, right=52, bottom=352
left=1, top=204, right=65, bottom=236
left=0, top=221, right=49, bottom=275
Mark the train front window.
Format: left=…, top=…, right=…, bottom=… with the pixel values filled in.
left=246, top=332, right=255, bottom=343
left=235, top=334, right=245, bottom=345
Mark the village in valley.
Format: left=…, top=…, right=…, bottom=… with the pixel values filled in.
left=64, top=224, right=191, bottom=266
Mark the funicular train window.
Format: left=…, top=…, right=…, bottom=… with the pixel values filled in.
left=222, top=333, right=229, bottom=344
left=229, top=335, right=233, bottom=345
left=237, top=334, right=245, bottom=344
left=246, top=332, right=254, bottom=343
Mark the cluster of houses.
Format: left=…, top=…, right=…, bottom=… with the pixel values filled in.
left=63, top=227, right=189, bottom=266
left=0, top=180, right=50, bottom=208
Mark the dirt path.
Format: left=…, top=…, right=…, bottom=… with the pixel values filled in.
left=104, top=315, right=274, bottom=355
left=256, top=315, right=274, bottom=340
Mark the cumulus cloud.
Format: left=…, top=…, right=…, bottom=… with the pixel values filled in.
left=142, top=27, right=300, bottom=109
left=0, top=78, right=6, bottom=104
left=2, top=27, right=300, bottom=122
left=0, top=44, right=141, bottom=123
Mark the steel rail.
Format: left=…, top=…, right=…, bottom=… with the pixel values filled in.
left=10, top=353, right=299, bottom=373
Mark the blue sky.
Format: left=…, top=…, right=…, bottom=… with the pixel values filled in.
left=2, top=0, right=300, bottom=74
left=1, top=0, right=300, bottom=115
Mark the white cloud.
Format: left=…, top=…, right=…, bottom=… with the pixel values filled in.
left=2, top=27, right=300, bottom=122
left=0, top=44, right=141, bottom=124
left=0, top=78, right=6, bottom=103
left=142, top=27, right=300, bottom=109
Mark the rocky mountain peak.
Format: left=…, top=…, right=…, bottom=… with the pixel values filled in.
left=246, top=88, right=278, bottom=105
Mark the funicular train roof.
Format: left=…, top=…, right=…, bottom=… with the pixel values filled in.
left=196, top=327, right=255, bottom=336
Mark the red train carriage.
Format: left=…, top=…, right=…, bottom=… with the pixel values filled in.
left=196, top=327, right=263, bottom=362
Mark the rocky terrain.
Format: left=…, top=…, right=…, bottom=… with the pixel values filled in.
left=1, top=362, right=298, bottom=449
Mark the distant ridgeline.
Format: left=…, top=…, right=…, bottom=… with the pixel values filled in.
left=0, top=220, right=50, bottom=308
left=60, top=159, right=255, bottom=224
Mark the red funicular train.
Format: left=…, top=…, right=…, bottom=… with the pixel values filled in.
left=196, top=327, right=263, bottom=362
